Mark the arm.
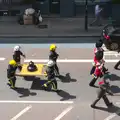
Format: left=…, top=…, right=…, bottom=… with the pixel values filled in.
left=20, top=51, right=26, bottom=58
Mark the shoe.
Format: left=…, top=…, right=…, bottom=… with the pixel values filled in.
left=7, top=83, right=11, bottom=86
left=89, top=84, right=95, bottom=87
left=10, top=86, right=15, bottom=89
left=10, top=85, right=15, bottom=89
left=107, top=102, right=113, bottom=107
left=114, top=66, right=118, bottom=70
left=91, top=104, right=96, bottom=108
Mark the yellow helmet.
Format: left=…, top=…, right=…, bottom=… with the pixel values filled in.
left=9, top=60, right=17, bottom=66
left=50, top=44, right=57, bottom=51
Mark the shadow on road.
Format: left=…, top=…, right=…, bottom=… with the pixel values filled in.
left=57, top=90, right=76, bottom=101
left=30, top=77, right=46, bottom=90
left=58, top=73, right=77, bottom=83
left=23, top=76, right=36, bottom=81
left=14, top=87, right=37, bottom=98
left=109, top=74, right=120, bottom=81
left=93, top=105, right=120, bottom=116
left=110, top=85, right=120, bottom=93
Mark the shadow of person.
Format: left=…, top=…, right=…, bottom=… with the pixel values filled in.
left=109, top=74, right=120, bottom=81
left=56, top=90, right=76, bottom=101
left=110, top=85, right=120, bottom=93
left=30, top=77, right=47, bottom=90
left=14, top=87, right=37, bottom=98
left=23, top=76, right=36, bottom=81
left=93, top=105, right=120, bottom=116
left=58, top=73, right=77, bottom=83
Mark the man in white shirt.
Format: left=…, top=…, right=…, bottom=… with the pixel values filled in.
left=90, top=4, right=103, bottom=26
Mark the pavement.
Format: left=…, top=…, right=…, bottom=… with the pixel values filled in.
left=0, top=43, right=120, bottom=120
left=0, top=17, right=108, bottom=38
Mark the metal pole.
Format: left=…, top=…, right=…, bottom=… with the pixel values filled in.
left=85, top=0, right=88, bottom=31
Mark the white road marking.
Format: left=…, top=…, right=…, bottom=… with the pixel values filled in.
left=10, top=105, right=32, bottom=120
left=104, top=109, right=120, bottom=120
left=104, top=102, right=120, bottom=120
left=0, top=100, right=73, bottom=104
left=0, top=58, right=5, bottom=60
left=54, top=106, right=73, bottom=120
left=24, top=59, right=120, bottom=63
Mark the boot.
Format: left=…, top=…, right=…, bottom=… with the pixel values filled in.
left=91, top=98, right=100, bottom=108
left=89, top=78, right=97, bottom=87
left=114, top=61, right=120, bottom=69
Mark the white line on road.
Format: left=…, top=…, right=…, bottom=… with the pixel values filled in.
left=104, top=109, right=120, bottom=120
left=104, top=102, right=120, bottom=120
left=24, top=59, right=120, bottom=63
left=0, top=58, right=5, bottom=60
left=0, top=100, right=73, bottom=104
left=10, top=105, right=32, bottom=120
left=54, top=106, right=73, bottom=120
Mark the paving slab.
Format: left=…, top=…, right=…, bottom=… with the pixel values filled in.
left=0, top=18, right=108, bottom=38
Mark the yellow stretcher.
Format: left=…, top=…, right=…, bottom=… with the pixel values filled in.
left=15, top=64, right=47, bottom=76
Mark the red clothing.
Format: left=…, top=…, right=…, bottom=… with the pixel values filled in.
left=93, top=47, right=104, bottom=64
left=94, top=60, right=104, bottom=77
left=99, top=80, right=104, bottom=85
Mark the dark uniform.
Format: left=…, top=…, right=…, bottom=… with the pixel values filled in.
left=7, top=62, right=17, bottom=89
left=13, top=51, right=25, bottom=70
left=49, top=51, right=59, bottom=75
left=43, top=66, right=57, bottom=90
left=91, top=73, right=113, bottom=108
left=114, top=61, right=120, bottom=69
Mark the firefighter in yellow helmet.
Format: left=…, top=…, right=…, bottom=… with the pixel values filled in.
left=49, top=44, right=60, bottom=76
left=7, top=60, right=17, bottom=89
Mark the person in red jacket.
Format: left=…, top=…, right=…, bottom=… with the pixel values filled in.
left=90, top=41, right=104, bottom=75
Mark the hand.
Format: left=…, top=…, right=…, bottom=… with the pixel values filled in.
left=23, top=55, right=26, bottom=58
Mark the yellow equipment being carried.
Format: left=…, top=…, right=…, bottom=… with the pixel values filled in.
left=16, top=63, right=47, bottom=77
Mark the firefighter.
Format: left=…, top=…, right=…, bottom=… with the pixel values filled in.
left=49, top=44, right=60, bottom=76
left=7, top=60, right=17, bottom=89
left=43, top=60, right=57, bottom=91
left=13, top=45, right=26, bottom=71
left=91, top=73, right=113, bottom=108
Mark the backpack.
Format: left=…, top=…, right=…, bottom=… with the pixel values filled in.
left=95, top=51, right=104, bottom=61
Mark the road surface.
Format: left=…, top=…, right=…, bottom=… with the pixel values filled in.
left=0, top=43, right=120, bottom=120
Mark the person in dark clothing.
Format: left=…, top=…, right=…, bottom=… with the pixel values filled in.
left=13, top=45, right=26, bottom=71
left=49, top=44, right=60, bottom=76
left=91, top=73, right=113, bottom=108
left=114, top=61, right=120, bottom=69
left=7, top=60, right=17, bottom=89
left=43, top=60, right=57, bottom=91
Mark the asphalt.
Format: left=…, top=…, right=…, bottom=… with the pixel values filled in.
left=0, top=43, right=120, bottom=120
left=0, top=17, right=107, bottom=38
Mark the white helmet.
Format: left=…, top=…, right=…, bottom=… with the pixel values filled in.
left=47, top=60, right=54, bottom=67
left=14, top=45, right=21, bottom=52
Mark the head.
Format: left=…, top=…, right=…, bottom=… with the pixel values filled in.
left=14, top=45, right=21, bottom=52
left=95, top=41, right=103, bottom=48
left=50, top=44, right=57, bottom=51
left=9, top=60, right=17, bottom=67
left=47, top=60, right=55, bottom=68
left=29, top=61, right=34, bottom=65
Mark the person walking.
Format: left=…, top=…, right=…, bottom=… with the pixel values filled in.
left=91, top=73, right=113, bottom=108
left=90, top=4, right=103, bottom=26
